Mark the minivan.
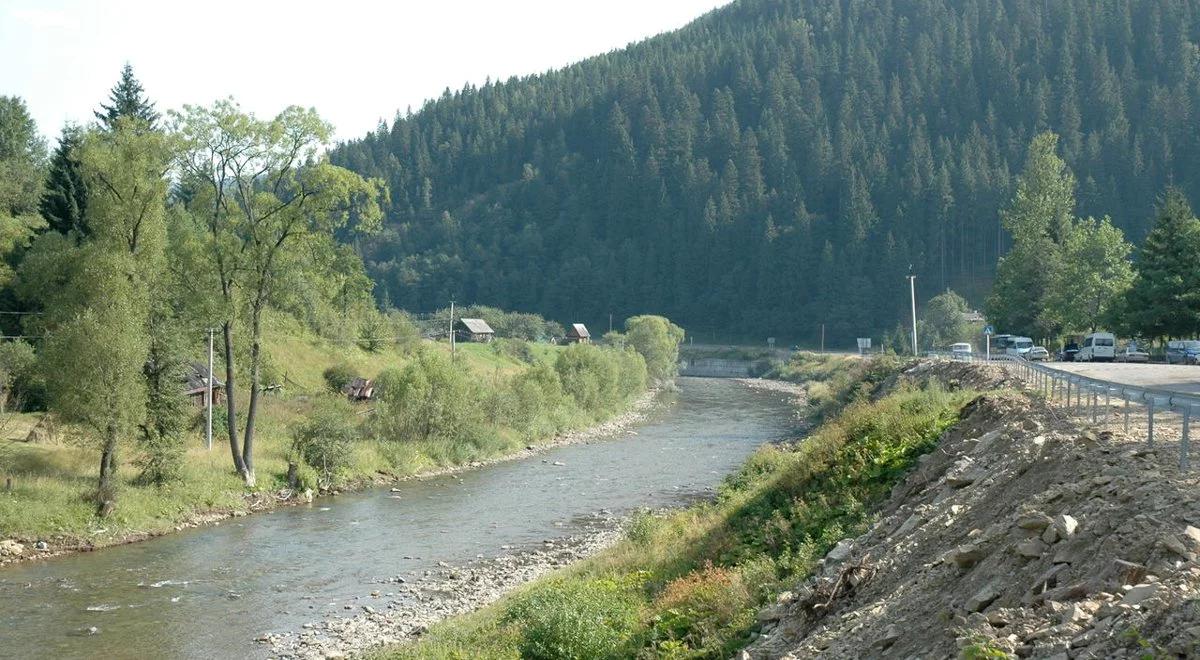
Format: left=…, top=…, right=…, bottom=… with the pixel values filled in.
left=1004, top=336, right=1034, bottom=358
left=1076, top=332, right=1116, bottom=362
left=1167, top=340, right=1200, bottom=365
left=950, top=342, right=972, bottom=360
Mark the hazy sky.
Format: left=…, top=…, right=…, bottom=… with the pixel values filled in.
left=1, top=0, right=730, bottom=144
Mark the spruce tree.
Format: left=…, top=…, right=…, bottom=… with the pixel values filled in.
left=39, top=126, right=88, bottom=236
left=1122, top=189, right=1200, bottom=339
left=94, top=64, right=159, bottom=130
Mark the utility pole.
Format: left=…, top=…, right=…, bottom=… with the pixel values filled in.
left=205, top=328, right=214, bottom=451
left=449, top=300, right=456, bottom=361
left=820, top=324, right=825, bottom=353
left=608, top=313, right=613, bottom=334
left=907, top=272, right=919, bottom=356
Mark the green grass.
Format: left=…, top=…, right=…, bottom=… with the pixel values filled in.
left=0, top=316, right=636, bottom=549
left=377, top=365, right=974, bottom=659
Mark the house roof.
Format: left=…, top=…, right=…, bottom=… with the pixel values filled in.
left=183, top=362, right=223, bottom=394
left=457, top=318, right=495, bottom=334
left=567, top=323, right=590, bottom=338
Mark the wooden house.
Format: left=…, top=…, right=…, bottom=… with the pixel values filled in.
left=342, top=377, right=375, bottom=402
left=455, top=318, right=496, bottom=343
left=565, top=323, right=591, bottom=344
left=183, top=363, right=225, bottom=408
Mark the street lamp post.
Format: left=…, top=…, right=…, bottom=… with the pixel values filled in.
left=907, top=273, right=918, bottom=356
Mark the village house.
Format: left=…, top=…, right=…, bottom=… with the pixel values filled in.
left=455, top=318, right=496, bottom=343
left=565, top=323, right=591, bottom=344
left=182, top=363, right=225, bottom=408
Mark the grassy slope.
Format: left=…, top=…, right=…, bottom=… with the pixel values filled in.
left=376, top=357, right=977, bottom=659
left=0, top=315, right=598, bottom=549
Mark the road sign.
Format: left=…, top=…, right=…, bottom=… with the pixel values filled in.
left=984, top=325, right=995, bottom=335
left=856, top=338, right=871, bottom=355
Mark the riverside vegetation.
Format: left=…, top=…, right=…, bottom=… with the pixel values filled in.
left=374, top=353, right=979, bottom=659
left=0, top=67, right=684, bottom=555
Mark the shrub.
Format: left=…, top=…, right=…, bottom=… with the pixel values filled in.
left=649, top=563, right=756, bottom=657
left=624, top=315, right=685, bottom=381
left=554, top=343, right=620, bottom=413
left=322, top=362, right=356, bottom=394
left=370, top=348, right=482, bottom=444
left=291, top=399, right=358, bottom=486
left=505, top=577, right=643, bottom=660
left=492, top=337, right=536, bottom=363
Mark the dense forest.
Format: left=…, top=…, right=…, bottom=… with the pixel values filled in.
left=332, top=0, right=1200, bottom=342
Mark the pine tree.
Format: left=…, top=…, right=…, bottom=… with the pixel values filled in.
left=95, top=64, right=159, bottom=130
left=1122, top=189, right=1200, bottom=339
left=39, top=125, right=88, bottom=236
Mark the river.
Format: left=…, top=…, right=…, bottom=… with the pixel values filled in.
left=0, top=378, right=801, bottom=659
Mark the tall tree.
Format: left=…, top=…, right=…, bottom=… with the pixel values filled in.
left=987, top=133, right=1076, bottom=338
left=95, top=64, right=160, bottom=130
left=33, top=119, right=171, bottom=514
left=172, top=100, right=383, bottom=485
left=1121, top=189, right=1200, bottom=339
left=39, top=125, right=89, bottom=236
left=1043, top=217, right=1135, bottom=333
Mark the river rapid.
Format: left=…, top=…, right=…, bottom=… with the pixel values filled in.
left=0, top=378, right=802, bottom=659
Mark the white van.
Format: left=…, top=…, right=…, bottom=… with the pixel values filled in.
left=950, top=342, right=972, bottom=360
left=1004, top=336, right=1034, bottom=358
left=1076, top=332, right=1116, bottom=362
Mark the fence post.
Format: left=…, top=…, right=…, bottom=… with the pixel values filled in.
left=1124, top=395, right=1131, bottom=433
left=1181, top=406, right=1192, bottom=471
left=1091, top=389, right=1098, bottom=423
left=1105, top=388, right=1110, bottom=422
left=1148, top=399, right=1156, bottom=446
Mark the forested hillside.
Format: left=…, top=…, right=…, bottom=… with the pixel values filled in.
left=333, top=0, right=1200, bottom=342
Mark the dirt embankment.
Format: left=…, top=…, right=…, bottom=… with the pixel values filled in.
left=745, top=360, right=1200, bottom=659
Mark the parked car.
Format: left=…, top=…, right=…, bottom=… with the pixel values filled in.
left=1076, top=331, right=1116, bottom=362
left=1114, top=342, right=1150, bottom=363
left=950, top=342, right=973, bottom=360
left=1027, top=346, right=1050, bottom=361
left=1058, top=342, right=1080, bottom=362
left=1166, top=340, right=1200, bottom=365
left=1005, top=336, right=1035, bottom=358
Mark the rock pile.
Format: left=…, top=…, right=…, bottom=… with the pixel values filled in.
left=745, top=361, right=1200, bottom=659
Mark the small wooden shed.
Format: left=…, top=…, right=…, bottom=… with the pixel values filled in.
left=565, top=323, right=591, bottom=344
left=455, top=318, right=496, bottom=343
left=183, top=363, right=225, bottom=408
left=342, top=377, right=375, bottom=402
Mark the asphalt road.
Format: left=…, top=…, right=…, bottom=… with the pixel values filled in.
left=1045, top=362, right=1200, bottom=395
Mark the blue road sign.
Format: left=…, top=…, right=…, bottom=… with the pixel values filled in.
left=984, top=325, right=994, bottom=335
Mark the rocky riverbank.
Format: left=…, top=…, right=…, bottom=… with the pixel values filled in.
left=266, top=515, right=625, bottom=659
left=0, top=389, right=663, bottom=569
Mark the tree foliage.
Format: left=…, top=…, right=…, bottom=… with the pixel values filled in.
left=624, top=315, right=685, bottom=381
left=95, top=64, right=160, bottom=130
left=1121, top=189, right=1200, bottom=339
left=331, top=0, right=1200, bottom=342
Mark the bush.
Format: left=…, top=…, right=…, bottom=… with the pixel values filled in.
left=649, top=563, right=756, bottom=656
left=505, top=577, right=643, bottom=660
left=369, top=348, right=482, bottom=444
left=624, top=315, right=685, bottom=381
left=322, top=362, right=356, bottom=394
left=291, top=399, right=358, bottom=486
left=492, top=337, right=536, bottom=363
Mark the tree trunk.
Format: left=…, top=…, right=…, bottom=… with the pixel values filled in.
left=240, top=304, right=264, bottom=488
left=223, top=321, right=247, bottom=478
left=97, top=423, right=118, bottom=517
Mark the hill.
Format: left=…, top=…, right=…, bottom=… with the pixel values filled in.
left=332, top=0, right=1200, bottom=343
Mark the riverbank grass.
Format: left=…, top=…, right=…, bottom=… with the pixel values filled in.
left=378, top=377, right=974, bottom=659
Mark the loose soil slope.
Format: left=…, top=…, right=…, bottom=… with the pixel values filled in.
left=746, top=360, right=1200, bottom=659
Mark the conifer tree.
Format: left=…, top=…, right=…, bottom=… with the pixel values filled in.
left=1122, top=189, right=1200, bottom=339
left=95, top=64, right=160, bottom=130
left=39, top=125, right=88, bottom=236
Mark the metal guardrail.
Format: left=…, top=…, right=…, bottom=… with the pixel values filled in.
left=927, top=352, right=1199, bottom=470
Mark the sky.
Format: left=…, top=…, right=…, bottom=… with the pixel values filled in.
left=1, top=0, right=730, bottom=144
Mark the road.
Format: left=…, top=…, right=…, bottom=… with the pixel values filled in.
left=1044, top=362, right=1200, bottom=395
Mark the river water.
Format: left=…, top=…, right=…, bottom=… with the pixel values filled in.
left=0, top=378, right=800, bottom=659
